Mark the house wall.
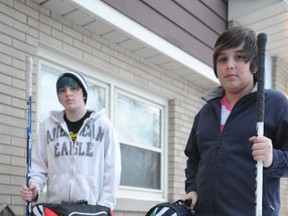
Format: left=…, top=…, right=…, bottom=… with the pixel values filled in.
left=102, top=0, right=228, bottom=68
left=1, top=0, right=287, bottom=215
left=0, top=0, right=206, bottom=215
left=272, top=57, right=288, bottom=93
left=271, top=56, right=288, bottom=216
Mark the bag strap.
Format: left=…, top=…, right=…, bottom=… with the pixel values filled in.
left=175, top=200, right=185, bottom=205
left=146, top=201, right=184, bottom=216
left=177, top=199, right=195, bottom=215
left=146, top=200, right=195, bottom=216
left=61, top=200, right=88, bottom=205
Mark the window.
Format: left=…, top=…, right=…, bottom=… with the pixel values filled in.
left=115, top=91, right=164, bottom=190
left=38, top=64, right=108, bottom=123
left=38, top=65, right=63, bottom=122
left=37, top=47, right=167, bottom=201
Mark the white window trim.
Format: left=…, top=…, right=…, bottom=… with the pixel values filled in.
left=37, top=43, right=169, bottom=204
left=265, top=56, right=272, bottom=89
left=115, top=88, right=168, bottom=201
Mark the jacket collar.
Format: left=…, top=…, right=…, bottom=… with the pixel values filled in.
left=201, top=83, right=258, bottom=102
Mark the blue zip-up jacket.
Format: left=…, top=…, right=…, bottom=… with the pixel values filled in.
left=185, top=86, right=288, bottom=216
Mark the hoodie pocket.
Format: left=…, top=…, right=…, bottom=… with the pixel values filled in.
left=70, top=175, right=100, bottom=203
left=47, top=174, right=71, bottom=202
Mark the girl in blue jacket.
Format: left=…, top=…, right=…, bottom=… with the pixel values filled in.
left=184, top=26, right=288, bottom=215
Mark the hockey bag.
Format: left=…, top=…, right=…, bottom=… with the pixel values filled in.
left=31, top=200, right=112, bottom=216
left=145, top=200, right=195, bottom=216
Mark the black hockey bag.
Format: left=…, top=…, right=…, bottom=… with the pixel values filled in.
left=145, top=199, right=195, bottom=216
left=31, top=200, right=112, bottom=216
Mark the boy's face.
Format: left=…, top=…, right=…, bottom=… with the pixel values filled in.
left=216, top=43, right=254, bottom=96
left=58, top=84, right=85, bottom=112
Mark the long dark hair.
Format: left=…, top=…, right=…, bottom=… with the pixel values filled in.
left=213, top=26, right=258, bottom=83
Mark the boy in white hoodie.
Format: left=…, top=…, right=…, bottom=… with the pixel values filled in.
left=20, top=71, right=121, bottom=214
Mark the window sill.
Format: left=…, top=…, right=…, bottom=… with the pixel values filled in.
left=115, top=197, right=162, bottom=212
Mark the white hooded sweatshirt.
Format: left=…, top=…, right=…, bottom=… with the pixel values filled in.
left=31, top=108, right=121, bottom=210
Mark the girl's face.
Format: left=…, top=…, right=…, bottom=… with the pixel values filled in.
left=216, top=43, right=254, bottom=96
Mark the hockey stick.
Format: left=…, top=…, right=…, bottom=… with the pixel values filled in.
left=255, top=32, right=267, bottom=216
left=25, top=56, right=33, bottom=216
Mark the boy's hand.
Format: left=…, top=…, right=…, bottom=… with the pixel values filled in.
left=183, top=191, right=198, bottom=209
left=249, top=136, right=273, bottom=168
left=20, top=184, right=37, bottom=201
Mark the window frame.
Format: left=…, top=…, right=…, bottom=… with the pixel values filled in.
left=37, top=44, right=169, bottom=201
left=37, top=60, right=110, bottom=124
left=115, top=88, right=167, bottom=200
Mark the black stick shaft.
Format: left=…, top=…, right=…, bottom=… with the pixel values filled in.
left=256, top=33, right=267, bottom=124
left=255, top=32, right=267, bottom=216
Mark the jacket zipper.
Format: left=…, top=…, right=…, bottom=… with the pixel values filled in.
left=68, top=118, right=89, bottom=202
left=212, top=132, right=222, bottom=215
left=65, top=128, right=74, bottom=202
left=60, top=122, right=74, bottom=202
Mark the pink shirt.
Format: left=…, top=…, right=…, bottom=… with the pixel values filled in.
left=220, top=96, right=232, bottom=132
